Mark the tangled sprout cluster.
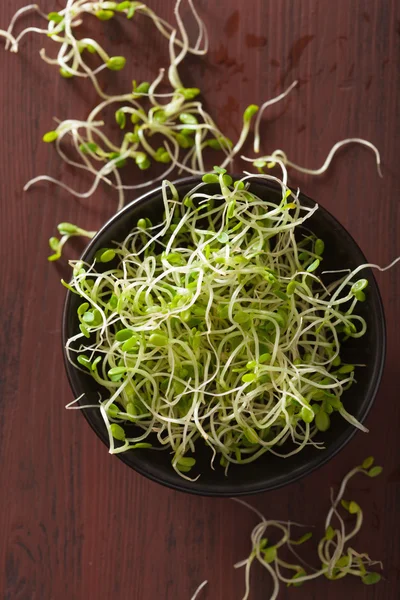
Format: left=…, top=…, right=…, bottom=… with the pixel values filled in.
left=65, top=168, right=375, bottom=478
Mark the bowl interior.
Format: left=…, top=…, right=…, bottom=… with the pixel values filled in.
left=62, top=177, right=385, bottom=496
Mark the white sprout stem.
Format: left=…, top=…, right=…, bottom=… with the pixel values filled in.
left=253, top=80, right=298, bottom=153
left=190, top=580, right=208, bottom=600
left=4, top=4, right=44, bottom=48
left=271, top=138, right=382, bottom=178
left=0, top=29, right=17, bottom=50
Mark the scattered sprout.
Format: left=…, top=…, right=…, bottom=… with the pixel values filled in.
left=4, top=2, right=382, bottom=223
left=247, top=138, right=382, bottom=179
left=48, top=223, right=96, bottom=261
left=228, top=459, right=383, bottom=600
left=42, top=130, right=58, bottom=142
left=106, top=56, right=126, bottom=70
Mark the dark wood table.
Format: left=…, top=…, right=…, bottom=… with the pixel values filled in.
left=0, top=1, right=399, bottom=598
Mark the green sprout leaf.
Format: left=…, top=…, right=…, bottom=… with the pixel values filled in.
left=368, top=466, right=383, bottom=478
left=96, top=9, right=115, bottom=20
left=57, top=222, right=78, bottom=235
left=107, top=403, right=120, bottom=418
left=233, top=311, right=250, bottom=324
left=177, top=456, right=196, bottom=467
left=263, top=546, right=277, bottom=563
left=335, top=555, right=350, bottom=569
left=176, top=133, right=194, bottom=148
left=77, top=302, right=89, bottom=317
left=315, top=239, right=325, bottom=256
left=179, top=112, right=198, bottom=125
left=49, top=236, right=59, bottom=251
left=307, top=258, right=320, bottom=273
left=91, top=356, right=102, bottom=371
left=110, top=423, right=126, bottom=441
left=149, top=333, right=169, bottom=346
left=48, top=12, right=63, bottom=23
left=290, top=532, right=313, bottom=545
left=116, top=1, right=131, bottom=9
left=301, top=406, right=314, bottom=423
left=107, top=56, right=126, bottom=71
left=325, top=526, right=335, bottom=540
left=348, top=501, right=361, bottom=514
left=115, top=110, right=126, bottom=129
left=43, top=130, right=58, bottom=143
left=177, top=87, right=200, bottom=99
left=127, top=3, right=137, bottom=18
left=130, top=442, right=153, bottom=449
left=217, top=232, right=229, bottom=244
left=338, top=364, right=355, bottom=374
left=59, top=68, right=74, bottom=79
left=133, top=81, right=151, bottom=95
left=362, top=572, right=381, bottom=585
left=135, top=153, right=151, bottom=170
left=77, top=355, right=91, bottom=369
left=315, top=410, right=330, bottom=432
left=288, top=570, right=307, bottom=587
left=202, top=173, right=219, bottom=184
left=243, top=104, right=259, bottom=121
left=351, top=279, right=368, bottom=295
left=121, top=336, right=138, bottom=352
left=362, top=456, right=374, bottom=469
left=253, top=158, right=267, bottom=169
left=116, top=329, right=134, bottom=342
left=79, top=142, right=98, bottom=154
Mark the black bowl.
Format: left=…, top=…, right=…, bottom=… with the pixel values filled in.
left=62, top=176, right=386, bottom=496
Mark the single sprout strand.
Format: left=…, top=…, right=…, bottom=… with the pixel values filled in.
left=246, top=138, right=382, bottom=178
left=253, top=80, right=299, bottom=154
left=48, top=222, right=97, bottom=261
left=190, top=580, right=208, bottom=600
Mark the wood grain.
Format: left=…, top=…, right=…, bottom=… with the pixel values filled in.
left=0, top=1, right=399, bottom=598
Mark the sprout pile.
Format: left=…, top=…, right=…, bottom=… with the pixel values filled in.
left=65, top=168, right=375, bottom=478
left=191, top=458, right=384, bottom=599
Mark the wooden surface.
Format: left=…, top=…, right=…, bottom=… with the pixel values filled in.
left=0, top=1, right=399, bottom=599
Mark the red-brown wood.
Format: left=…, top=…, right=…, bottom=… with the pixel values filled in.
left=0, top=1, right=399, bottom=599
